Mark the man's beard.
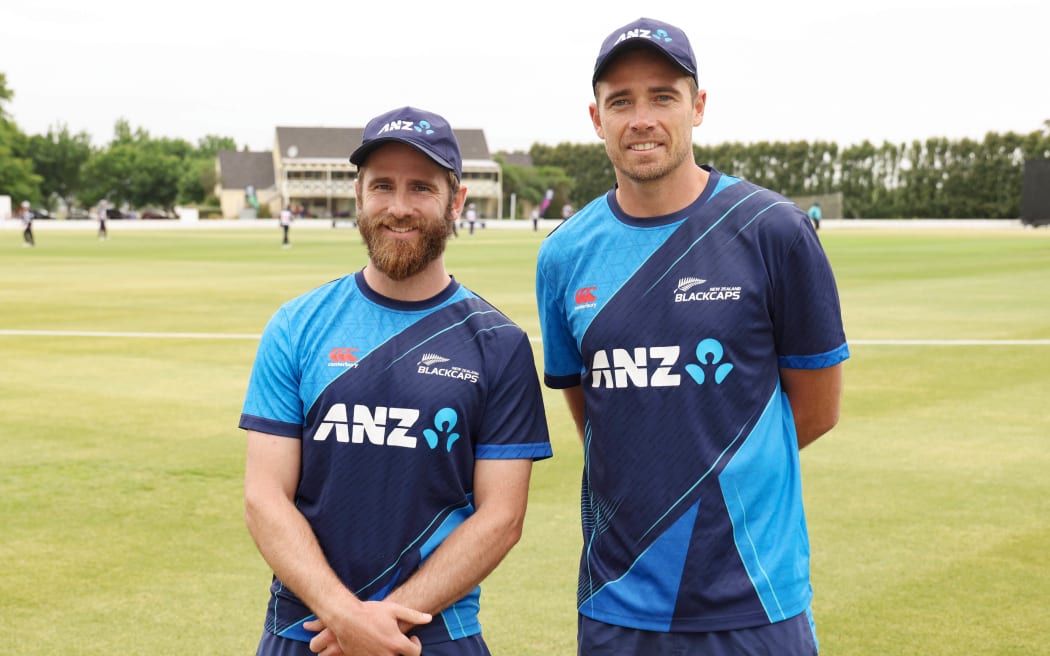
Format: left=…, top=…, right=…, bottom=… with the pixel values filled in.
left=357, top=203, right=455, bottom=281
left=610, top=137, right=693, bottom=184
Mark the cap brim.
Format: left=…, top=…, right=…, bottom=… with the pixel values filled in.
left=593, top=40, right=696, bottom=86
left=350, top=137, right=456, bottom=174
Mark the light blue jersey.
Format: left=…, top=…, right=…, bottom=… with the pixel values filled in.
left=536, top=167, right=848, bottom=632
left=241, top=271, right=552, bottom=647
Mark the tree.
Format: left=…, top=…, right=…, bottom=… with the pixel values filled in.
left=176, top=157, right=218, bottom=204
left=195, top=135, right=237, bottom=158
left=0, top=72, right=43, bottom=204
left=80, top=119, right=232, bottom=212
left=79, top=142, right=136, bottom=209
left=27, top=123, right=92, bottom=212
left=498, top=160, right=574, bottom=219
left=175, top=135, right=235, bottom=204
left=128, top=140, right=183, bottom=210
left=530, top=142, right=612, bottom=210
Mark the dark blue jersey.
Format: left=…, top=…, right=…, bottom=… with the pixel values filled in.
left=241, top=271, right=552, bottom=645
left=536, top=167, right=848, bottom=632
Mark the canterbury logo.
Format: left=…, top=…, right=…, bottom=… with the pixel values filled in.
left=676, top=277, right=707, bottom=292
left=329, top=347, right=359, bottom=362
left=419, top=353, right=450, bottom=366
left=575, top=286, right=598, bottom=304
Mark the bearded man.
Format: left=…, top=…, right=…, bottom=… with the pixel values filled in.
left=240, top=106, right=552, bottom=656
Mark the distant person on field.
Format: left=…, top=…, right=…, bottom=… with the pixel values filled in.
left=97, top=202, right=109, bottom=240
left=280, top=205, right=293, bottom=248
left=465, top=202, right=478, bottom=235
left=18, top=201, right=34, bottom=247
left=531, top=207, right=540, bottom=232
left=240, top=105, right=552, bottom=656
left=808, top=201, right=823, bottom=231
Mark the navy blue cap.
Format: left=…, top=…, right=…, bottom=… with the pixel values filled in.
left=592, top=17, right=698, bottom=87
left=349, top=106, right=462, bottom=179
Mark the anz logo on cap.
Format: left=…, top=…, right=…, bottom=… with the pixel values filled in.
left=615, top=27, right=673, bottom=45
left=377, top=119, right=435, bottom=136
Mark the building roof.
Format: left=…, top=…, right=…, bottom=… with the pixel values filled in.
left=455, top=130, right=491, bottom=160
left=217, top=151, right=275, bottom=189
left=276, top=126, right=492, bottom=161
left=276, top=127, right=362, bottom=160
left=498, top=150, right=534, bottom=167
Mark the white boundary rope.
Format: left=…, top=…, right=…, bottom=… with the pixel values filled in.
left=1, top=330, right=1048, bottom=346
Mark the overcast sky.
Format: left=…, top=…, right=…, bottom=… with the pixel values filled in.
left=3, top=0, right=1047, bottom=154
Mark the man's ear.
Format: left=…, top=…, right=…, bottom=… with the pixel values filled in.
left=590, top=103, right=605, bottom=140
left=450, top=184, right=468, bottom=219
left=693, top=89, right=707, bottom=128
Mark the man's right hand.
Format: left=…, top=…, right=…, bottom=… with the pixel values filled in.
left=304, top=600, right=432, bottom=656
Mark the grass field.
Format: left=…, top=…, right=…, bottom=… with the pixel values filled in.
left=1, top=223, right=1048, bottom=655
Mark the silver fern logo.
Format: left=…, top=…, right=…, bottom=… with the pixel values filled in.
left=417, top=353, right=479, bottom=384
left=419, top=353, right=450, bottom=367
left=676, top=277, right=707, bottom=292
left=674, top=277, right=742, bottom=303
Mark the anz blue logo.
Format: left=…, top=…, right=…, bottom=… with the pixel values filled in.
left=590, top=338, right=733, bottom=389
left=376, top=119, right=434, bottom=136
left=685, top=338, right=734, bottom=385
left=423, top=407, right=461, bottom=452
left=311, top=404, right=462, bottom=451
left=615, top=27, right=673, bottom=46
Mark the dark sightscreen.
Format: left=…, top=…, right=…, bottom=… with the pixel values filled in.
left=1021, top=159, right=1050, bottom=226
